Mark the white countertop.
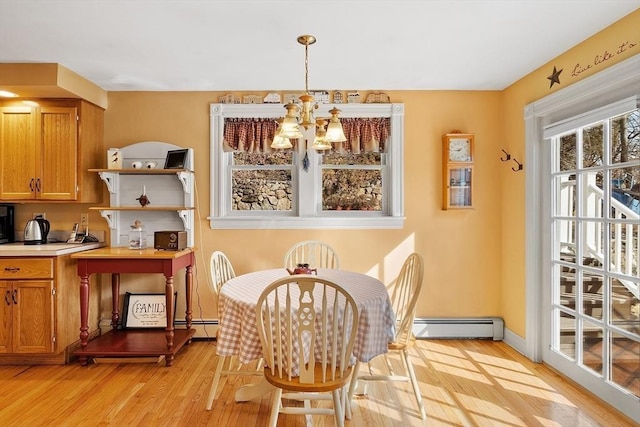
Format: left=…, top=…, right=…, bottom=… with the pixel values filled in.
left=0, top=242, right=105, bottom=256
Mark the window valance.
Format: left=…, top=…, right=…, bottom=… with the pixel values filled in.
left=222, top=117, right=390, bottom=153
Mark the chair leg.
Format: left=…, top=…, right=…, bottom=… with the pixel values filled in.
left=332, top=389, right=345, bottom=427
left=342, top=383, right=352, bottom=420
left=347, top=360, right=361, bottom=402
left=268, top=388, right=283, bottom=427
left=402, top=349, right=426, bottom=420
left=304, top=400, right=312, bottom=427
left=206, top=355, right=227, bottom=410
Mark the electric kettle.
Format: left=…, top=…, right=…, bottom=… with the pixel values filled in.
left=24, top=216, right=50, bottom=245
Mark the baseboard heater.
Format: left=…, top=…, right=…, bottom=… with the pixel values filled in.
left=412, top=317, right=504, bottom=341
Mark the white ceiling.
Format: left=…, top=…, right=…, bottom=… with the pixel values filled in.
left=0, top=1, right=638, bottom=92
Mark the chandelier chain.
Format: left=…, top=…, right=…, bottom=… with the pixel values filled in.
left=304, top=43, right=309, bottom=95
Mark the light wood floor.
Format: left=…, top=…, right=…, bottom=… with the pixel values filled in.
left=0, top=339, right=635, bottom=426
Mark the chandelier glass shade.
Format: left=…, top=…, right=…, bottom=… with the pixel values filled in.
left=271, top=34, right=346, bottom=150
left=311, top=119, right=331, bottom=150
left=271, top=118, right=293, bottom=149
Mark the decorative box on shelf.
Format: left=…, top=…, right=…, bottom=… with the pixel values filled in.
left=154, top=231, right=187, bottom=251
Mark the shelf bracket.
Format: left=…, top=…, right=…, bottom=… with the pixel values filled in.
left=98, top=210, right=116, bottom=229
left=176, top=172, right=192, bottom=194
left=97, top=172, right=117, bottom=194
left=177, top=210, right=192, bottom=229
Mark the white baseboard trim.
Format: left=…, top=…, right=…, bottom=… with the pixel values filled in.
left=503, top=327, right=527, bottom=357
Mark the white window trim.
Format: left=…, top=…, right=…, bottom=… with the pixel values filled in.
left=209, top=103, right=405, bottom=229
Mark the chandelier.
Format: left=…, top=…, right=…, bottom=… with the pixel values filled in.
left=271, top=35, right=347, bottom=150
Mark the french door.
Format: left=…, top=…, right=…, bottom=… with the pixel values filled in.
left=525, top=56, right=639, bottom=423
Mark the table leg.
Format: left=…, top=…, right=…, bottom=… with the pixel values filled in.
left=165, top=275, right=175, bottom=350
left=185, top=264, right=193, bottom=331
left=111, top=273, right=120, bottom=328
left=78, top=273, right=90, bottom=366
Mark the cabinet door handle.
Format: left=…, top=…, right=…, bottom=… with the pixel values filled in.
left=29, top=178, right=35, bottom=191
left=35, top=178, right=41, bottom=192
left=4, top=291, right=10, bottom=306
left=12, top=290, right=17, bottom=305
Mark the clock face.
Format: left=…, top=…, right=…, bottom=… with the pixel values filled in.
left=449, top=138, right=471, bottom=162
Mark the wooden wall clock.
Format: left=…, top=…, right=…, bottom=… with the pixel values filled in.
left=442, top=130, right=475, bottom=210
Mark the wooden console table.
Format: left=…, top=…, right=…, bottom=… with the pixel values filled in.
left=71, top=247, right=196, bottom=366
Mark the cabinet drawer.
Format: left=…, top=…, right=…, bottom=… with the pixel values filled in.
left=0, top=259, right=54, bottom=279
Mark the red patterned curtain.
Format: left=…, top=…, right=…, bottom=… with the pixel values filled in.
left=339, top=117, right=390, bottom=153
left=223, top=117, right=390, bottom=153
left=223, top=118, right=282, bottom=153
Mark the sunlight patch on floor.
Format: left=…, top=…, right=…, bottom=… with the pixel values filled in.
left=466, top=350, right=532, bottom=373
left=430, top=361, right=493, bottom=384
left=454, top=392, right=527, bottom=426
left=480, top=364, right=555, bottom=391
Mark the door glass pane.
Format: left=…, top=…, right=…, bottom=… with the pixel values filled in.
left=611, top=331, right=640, bottom=398
left=581, top=171, right=604, bottom=218
left=611, top=165, right=640, bottom=216
left=582, top=272, right=603, bottom=320
left=610, top=222, right=639, bottom=277
left=610, top=110, right=640, bottom=165
left=610, top=278, right=639, bottom=334
left=554, top=174, right=576, bottom=216
left=558, top=311, right=576, bottom=360
left=582, top=122, right=604, bottom=167
left=582, top=319, right=603, bottom=375
left=556, top=220, right=576, bottom=255
left=559, top=132, right=577, bottom=171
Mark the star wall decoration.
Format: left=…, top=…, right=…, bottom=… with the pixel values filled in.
left=547, top=66, right=563, bottom=88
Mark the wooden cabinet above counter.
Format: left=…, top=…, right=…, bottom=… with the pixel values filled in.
left=0, top=99, right=103, bottom=203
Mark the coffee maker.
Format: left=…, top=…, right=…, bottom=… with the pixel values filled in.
left=0, top=204, right=15, bottom=244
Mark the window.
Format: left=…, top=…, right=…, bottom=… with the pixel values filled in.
left=209, top=103, right=404, bottom=229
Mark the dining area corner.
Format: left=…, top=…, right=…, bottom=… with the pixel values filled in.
left=205, top=244, right=425, bottom=425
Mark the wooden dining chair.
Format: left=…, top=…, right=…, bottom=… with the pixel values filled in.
left=255, top=275, right=359, bottom=427
left=284, top=240, right=340, bottom=270
left=206, top=251, right=262, bottom=410
left=347, top=252, right=426, bottom=420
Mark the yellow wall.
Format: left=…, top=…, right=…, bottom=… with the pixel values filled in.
left=12, top=10, right=639, bottom=334
left=100, top=90, right=503, bottom=320
left=500, top=9, right=640, bottom=336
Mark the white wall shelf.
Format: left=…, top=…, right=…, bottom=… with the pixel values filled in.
left=90, top=141, right=195, bottom=247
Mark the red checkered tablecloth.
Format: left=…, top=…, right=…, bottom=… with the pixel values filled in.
left=216, top=268, right=395, bottom=364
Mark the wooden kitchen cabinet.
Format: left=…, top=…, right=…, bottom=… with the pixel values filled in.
left=0, top=258, right=54, bottom=354
left=0, top=255, right=100, bottom=364
left=0, top=99, right=103, bottom=202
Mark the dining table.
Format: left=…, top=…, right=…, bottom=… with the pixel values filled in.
left=216, top=268, right=395, bottom=402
